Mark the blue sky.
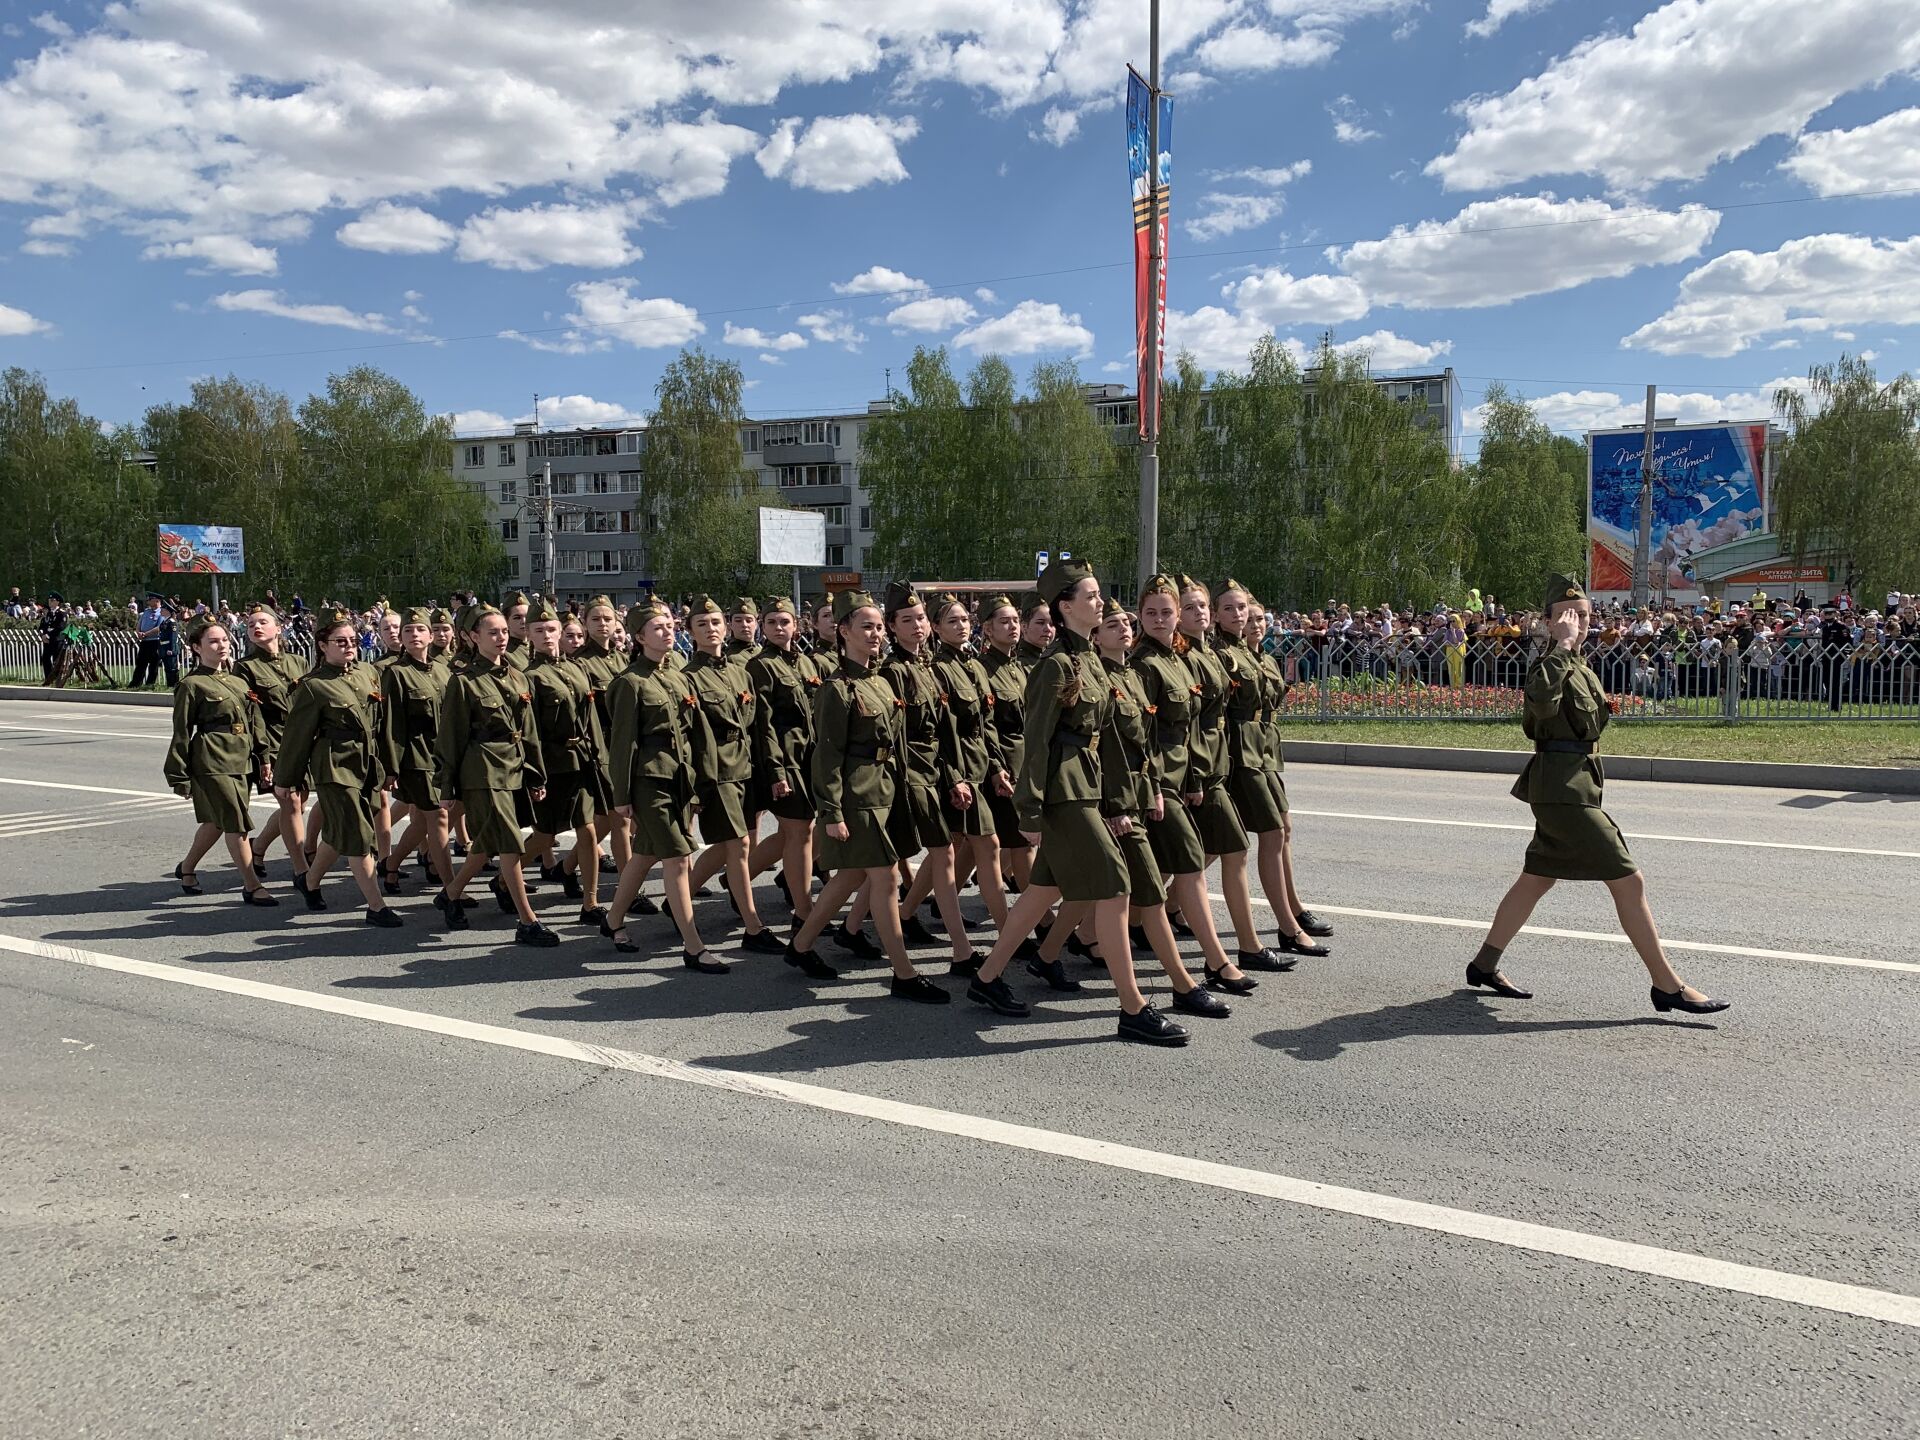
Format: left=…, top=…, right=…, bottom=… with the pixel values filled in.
left=2, top=0, right=1917, bottom=453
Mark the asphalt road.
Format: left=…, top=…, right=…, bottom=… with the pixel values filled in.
left=2, top=698, right=1916, bottom=1438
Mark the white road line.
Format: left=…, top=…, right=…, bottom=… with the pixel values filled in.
left=0, top=776, right=191, bottom=799
left=4, top=930, right=1915, bottom=1332
left=0, top=722, right=167, bottom=741
left=1292, top=808, right=1920, bottom=861
left=0, top=816, right=188, bottom=840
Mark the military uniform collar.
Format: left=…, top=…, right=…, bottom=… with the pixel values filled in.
left=312, top=661, right=348, bottom=679
left=1016, top=639, right=1047, bottom=661
left=631, top=652, right=670, bottom=675
left=1056, top=627, right=1093, bottom=655
left=576, top=638, right=611, bottom=659
left=935, top=640, right=971, bottom=661
left=467, top=656, right=505, bottom=675
left=688, top=649, right=729, bottom=670
left=1136, top=633, right=1175, bottom=656
left=1183, top=629, right=1212, bottom=652
left=839, top=655, right=876, bottom=678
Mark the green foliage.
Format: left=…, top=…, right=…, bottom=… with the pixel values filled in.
left=1774, top=354, right=1920, bottom=601
left=1462, top=382, right=1588, bottom=607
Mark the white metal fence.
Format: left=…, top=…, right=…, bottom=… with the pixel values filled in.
left=0, top=628, right=315, bottom=688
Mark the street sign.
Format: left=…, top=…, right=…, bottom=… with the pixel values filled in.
left=1035, top=549, right=1049, bottom=576
left=821, top=571, right=862, bottom=588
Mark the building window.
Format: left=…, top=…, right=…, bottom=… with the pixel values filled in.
left=620, top=433, right=640, bottom=454
left=742, top=428, right=759, bottom=452
left=590, top=472, right=612, bottom=495
left=463, top=444, right=485, bottom=468
left=859, top=546, right=870, bottom=570
left=858, top=505, right=871, bottom=531
left=556, top=512, right=584, bottom=533
left=505, top=555, right=520, bottom=578
left=618, top=470, right=641, bottom=493
left=497, top=442, right=516, bottom=467
left=824, top=544, right=845, bottom=567
left=499, top=480, right=517, bottom=502
left=500, top=519, right=519, bottom=542
left=801, top=421, right=841, bottom=446
left=814, top=504, right=847, bottom=527
left=551, top=474, right=576, bottom=496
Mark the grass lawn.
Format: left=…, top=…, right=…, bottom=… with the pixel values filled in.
left=1292, top=720, right=1920, bottom=768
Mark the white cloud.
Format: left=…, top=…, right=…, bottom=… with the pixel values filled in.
left=455, top=201, right=643, bottom=271
left=561, top=279, right=703, bottom=349
left=210, top=288, right=394, bottom=332
left=723, top=321, right=807, bottom=351
left=29, top=12, right=72, bottom=38
left=1624, top=232, right=1920, bottom=357
left=1206, top=161, right=1312, bottom=188
left=1164, top=304, right=1276, bottom=371
left=1332, top=330, right=1454, bottom=369
left=1463, top=378, right=1812, bottom=436
left=1186, top=160, right=1310, bottom=242
left=1333, top=195, right=1719, bottom=310
left=758, top=353, right=784, bottom=365
left=1228, top=268, right=1371, bottom=325
left=1465, top=0, right=1559, bottom=39
left=886, top=296, right=979, bottom=332
left=451, top=393, right=634, bottom=434
left=141, top=234, right=278, bottom=274
left=796, top=308, right=867, bottom=349
left=833, top=265, right=927, bottom=296
left=0, top=302, right=51, bottom=336
left=975, top=287, right=998, bottom=304
left=1429, top=0, right=1920, bottom=191
left=757, top=114, right=918, bottom=193
left=953, top=299, right=1093, bottom=356
left=336, top=202, right=455, bottom=255
left=1327, top=94, right=1379, bottom=144
left=1782, top=107, right=1920, bottom=196
left=1191, top=24, right=1339, bottom=72
left=498, top=328, right=609, bottom=356
left=450, top=409, right=512, bottom=435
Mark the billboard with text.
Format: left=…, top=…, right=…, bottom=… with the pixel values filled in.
left=1587, top=421, right=1768, bottom=601
left=157, top=524, right=246, bottom=575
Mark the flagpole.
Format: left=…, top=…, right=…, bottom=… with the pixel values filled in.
left=1135, top=0, right=1162, bottom=598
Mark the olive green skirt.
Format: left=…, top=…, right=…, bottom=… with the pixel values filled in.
left=315, top=782, right=378, bottom=857
left=532, top=772, right=594, bottom=838
left=1145, top=797, right=1207, bottom=877
left=1226, top=767, right=1287, bottom=834
left=941, top=782, right=989, bottom=838
left=1116, top=819, right=1167, bottom=909
left=1524, top=803, right=1638, bottom=882
left=630, top=779, right=696, bottom=859
left=986, top=791, right=1031, bottom=849
left=393, top=768, right=442, bottom=811
left=818, top=807, right=898, bottom=872
left=887, top=780, right=951, bottom=855
left=696, top=779, right=749, bottom=844
left=461, top=787, right=528, bottom=859
left=190, top=773, right=253, bottom=834
left=755, top=763, right=814, bottom=823
left=1029, top=801, right=1127, bottom=902
left=1194, top=785, right=1249, bottom=856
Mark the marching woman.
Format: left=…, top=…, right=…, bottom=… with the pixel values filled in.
left=377, top=607, right=456, bottom=893
left=976, top=593, right=1036, bottom=895
left=235, top=604, right=310, bottom=879
left=274, top=608, right=400, bottom=926
left=571, top=595, right=633, bottom=886
left=430, top=603, right=558, bottom=948
left=681, top=596, right=785, bottom=954
left=745, top=597, right=821, bottom=923
left=1246, top=599, right=1335, bottom=940
left=1131, top=576, right=1257, bottom=997
left=599, top=600, right=721, bottom=969
left=965, top=559, right=1190, bottom=1046
left=780, top=590, right=948, bottom=1001
left=926, top=591, right=1013, bottom=936
left=1468, top=575, right=1728, bottom=1014
left=427, top=607, right=456, bottom=666
left=560, top=613, right=587, bottom=659
left=521, top=598, right=608, bottom=927
left=1214, top=581, right=1332, bottom=962
left=165, top=616, right=277, bottom=906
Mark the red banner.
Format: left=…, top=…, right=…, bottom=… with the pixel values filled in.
left=1127, top=70, right=1170, bottom=441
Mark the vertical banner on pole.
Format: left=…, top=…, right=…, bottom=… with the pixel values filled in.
left=1127, top=68, right=1171, bottom=441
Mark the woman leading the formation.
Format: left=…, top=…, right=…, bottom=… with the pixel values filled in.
left=1467, top=574, right=1728, bottom=1015
left=165, top=616, right=276, bottom=906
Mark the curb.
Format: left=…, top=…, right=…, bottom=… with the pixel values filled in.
left=0, top=684, right=171, bottom=708
left=1282, top=739, right=1920, bottom=797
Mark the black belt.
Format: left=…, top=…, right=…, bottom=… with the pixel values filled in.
left=845, top=741, right=893, bottom=762
left=321, top=725, right=363, bottom=741
left=1053, top=731, right=1093, bottom=752
left=1537, top=739, right=1596, bottom=755
left=470, top=724, right=520, bottom=743
left=192, top=723, right=249, bottom=738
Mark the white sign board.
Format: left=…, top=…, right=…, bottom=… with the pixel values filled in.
left=1035, top=549, right=1050, bottom=576
left=758, top=507, right=827, bottom=566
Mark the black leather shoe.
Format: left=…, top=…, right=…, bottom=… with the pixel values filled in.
left=1118, top=1002, right=1190, bottom=1046
left=434, top=890, right=471, bottom=931
left=1466, top=963, right=1532, bottom=999
left=1025, top=955, right=1083, bottom=992
left=891, top=974, right=951, bottom=1004
left=598, top=917, right=638, bottom=953
left=251, top=860, right=269, bottom=880
left=1012, top=937, right=1044, bottom=966
left=173, top=862, right=203, bottom=897
left=1128, top=924, right=1150, bottom=953
left=489, top=877, right=515, bottom=914
left=1203, top=963, right=1257, bottom=995
left=901, top=915, right=939, bottom=947
left=949, top=950, right=984, bottom=978
left=1295, top=910, right=1334, bottom=938
left=1170, top=985, right=1231, bottom=1018
left=1651, top=985, right=1729, bottom=1015
left=598, top=855, right=619, bottom=875
left=1275, top=931, right=1331, bottom=958
left=559, top=870, right=583, bottom=901
left=515, top=921, right=561, bottom=948
left=1169, top=913, right=1195, bottom=939
left=240, top=888, right=280, bottom=908
left=1238, top=947, right=1298, bottom=973
left=967, top=975, right=1031, bottom=1017
left=829, top=924, right=881, bottom=961
left=741, top=927, right=787, bottom=956
left=773, top=869, right=792, bottom=906
left=380, top=866, right=404, bottom=896
left=364, top=907, right=403, bottom=929
left=577, top=906, right=608, bottom=930
left=295, top=873, right=327, bottom=911
left=683, top=951, right=730, bottom=974
left=540, top=861, right=566, bottom=885
left=783, top=942, right=839, bottom=980
left=631, top=893, right=660, bottom=915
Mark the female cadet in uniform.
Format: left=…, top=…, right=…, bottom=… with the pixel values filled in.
left=780, top=590, right=948, bottom=1002
left=165, top=617, right=276, bottom=905
left=431, top=604, right=558, bottom=948
left=428, top=609, right=456, bottom=665
left=1130, top=576, right=1256, bottom=996
left=681, top=595, right=784, bottom=955
left=927, top=592, right=1012, bottom=934
left=1468, top=575, right=1729, bottom=1014
left=561, top=614, right=587, bottom=659
left=965, top=559, right=1189, bottom=1046
left=977, top=594, right=1035, bottom=895
left=521, top=598, right=608, bottom=927
left=572, top=596, right=632, bottom=883
left=883, top=582, right=981, bottom=975
left=600, top=600, right=722, bottom=970
left=378, top=607, right=455, bottom=894
left=235, top=604, right=309, bottom=879
left=745, top=597, right=821, bottom=923
left=274, top=609, right=401, bottom=926
left=1214, top=581, right=1331, bottom=960
left=1246, top=599, right=1334, bottom=940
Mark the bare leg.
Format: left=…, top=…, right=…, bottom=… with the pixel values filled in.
left=865, top=866, right=927, bottom=980
left=606, top=811, right=632, bottom=873
left=494, top=853, right=537, bottom=925
left=222, top=832, right=262, bottom=892
left=1135, top=906, right=1202, bottom=991
left=1215, top=849, right=1264, bottom=952
left=660, top=856, right=704, bottom=954
left=844, top=880, right=873, bottom=935
left=574, top=820, right=601, bottom=910
left=444, top=847, right=491, bottom=900
left=746, top=827, right=784, bottom=880
left=344, top=853, right=387, bottom=911
left=1003, top=843, right=1033, bottom=892
left=373, top=793, right=392, bottom=867
left=182, top=820, right=222, bottom=876
left=965, top=833, right=1009, bottom=929
left=979, top=885, right=1062, bottom=982
left=1256, top=829, right=1309, bottom=939
left=251, top=807, right=283, bottom=862
left=723, top=839, right=774, bottom=935
left=1167, top=872, right=1244, bottom=981
left=1038, top=901, right=1091, bottom=963
left=1277, top=816, right=1312, bottom=919
left=306, top=840, right=342, bottom=894
left=793, top=869, right=866, bottom=951
left=1484, top=872, right=1556, bottom=951
left=604, top=851, right=661, bottom=940
left=916, top=845, right=973, bottom=963
left=780, top=820, right=814, bottom=923
left=1092, top=896, right=1147, bottom=1012
left=1604, top=871, right=1711, bottom=997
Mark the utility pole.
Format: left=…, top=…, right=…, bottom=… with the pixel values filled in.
left=1633, top=384, right=1656, bottom=610
left=1135, top=0, right=1163, bottom=598
left=541, top=460, right=556, bottom=598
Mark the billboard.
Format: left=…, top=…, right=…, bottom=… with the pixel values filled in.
left=1587, top=422, right=1768, bottom=602
left=157, top=524, right=246, bottom=575
left=757, top=506, right=826, bottom=566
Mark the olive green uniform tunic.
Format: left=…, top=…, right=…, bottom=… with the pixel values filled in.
left=525, top=651, right=606, bottom=836
left=1252, top=646, right=1291, bottom=817
left=685, top=650, right=755, bottom=843
left=1131, top=635, right=1208, bottom=877
left=277, top=661, right=385, bottom=855
left=435, top=658, right=545, bottom=858
left=605, top=653, right=699, bottom=859
left=929, top=640, right=1006, bottom=838
left=1182, top=631, right=1250, bottom=855
left=379, top=654, right=447, bottom=809
left=234, top=649, right=308, bottom=796
left=1512, top=648, right=1638, bottom=882
left=503, top=635, right=529, bottom=673
left=747, top=643, right=820, bottom=822
left=810, top=656, right=906, bottom=871
left=1216, top=630, right=1286, bottom=834
left=979, top=645, right=1033, bottom=849
left=1021, top=629, right=1128, bottom=902
left=165, top=666, right=266, bottom=833
left=1099, top=656, right=1167, bottom=908
left=880, top=647, right=961, bottom=854
left=571, top=639, right=625, bottom=819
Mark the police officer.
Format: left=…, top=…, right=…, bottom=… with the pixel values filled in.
left=378, top=606, right=456, bottom=894
left=1468, top=574, right=1728, bottom=1014
left=1819, top=603, right=1853, bottom=713
left=236, top=603, right=311, bottom=880
left=165, top=615, right=276, bottom=906
left=133, top=592, right=176, bottom=689
left=39, top=592, right=70, bottom=683
left=522, top=597, right=609, bottom=927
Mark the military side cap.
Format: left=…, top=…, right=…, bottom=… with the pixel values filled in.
left=1542, top=573, right=1587, bottom=613
left=763, top=596, right=796, bottom=616
left=584, top=594, right=617, bottom=614
left=505, top=590, right=529, bottom=610
left=459, top=602, right=502, bottom=634
left=1018, top=590, right=1048, bottom=619
left=980, top=592, right=1018, bottom=618
left=833, top=589, right=878, bottom=623
left=687, top=593, right=723, bottom=616
left=1139, top=572, right=1180, bottom=605
left=1101, top=596, right=1129, bottom=620
left=1036, top=556, right=1094, bottom=604
left=400, top=606, right=433, bottom=628
left=185, top=614, right=223, bottom=644
left=526, top=597, right=560, bottom=624
left=314, top=606, right=353, bottom=630
left=429, top=607, right=452, bottom=626
left=928, top=590, right=967, bottom=618
left=1175, top=573, right=1208, bottom=597
left=882, top=580, right=922, bottom=618
left=1216, top=576, right=1251, bottom=600
left=625, top=601, right=671, bottom=636
left=729, top=596, right=759, bottom=618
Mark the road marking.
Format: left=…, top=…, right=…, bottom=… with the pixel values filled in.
left=3, top=929, right=1915, bottom=1332
left=1292, top=808, right=1920, bottom=861
left=0, top=722, right=167, bottom=742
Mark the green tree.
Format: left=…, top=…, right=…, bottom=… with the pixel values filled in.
left=645, top=348, right=789, bottom=598
left=862, top=346, right=973, bottom=579
left=1463, top=383, right=1587, bottom=605
left=1773, top=353, right=1920, bottom=601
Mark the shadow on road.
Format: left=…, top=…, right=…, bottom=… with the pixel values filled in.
left=1254, top=989, right=1716, bottom=1061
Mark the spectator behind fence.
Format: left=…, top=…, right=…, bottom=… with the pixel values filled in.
left=131, top=591, right=180, bottom=690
